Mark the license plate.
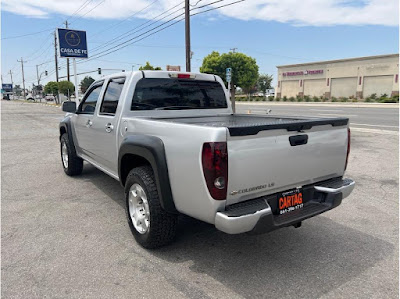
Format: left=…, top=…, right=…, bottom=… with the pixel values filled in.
left=278, top=188, right=304, bottom=215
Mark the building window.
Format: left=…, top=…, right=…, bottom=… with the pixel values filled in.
left=278, top=81, right=280, bottom=87
left=359, top=76, right=362, bottom=85
left=396, top=74, right=398, bottom=83
left=327, top=78, right=330, bottom=86
left=299, top=80, right=302, bottom=87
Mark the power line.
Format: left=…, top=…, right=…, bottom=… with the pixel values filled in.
left=70, top=0, right=106, bottom=25
left=90, top=1, right=184, bottom=53
left=90, top=0, right=160, bottom=39
left=191, top=0, right=245, bottom=16
left=67, top=0, right=94, bottom=22
left=1, top=29, right=53, bottom=40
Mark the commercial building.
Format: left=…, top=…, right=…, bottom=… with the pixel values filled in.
left=275, top=54, right=399, bottom=99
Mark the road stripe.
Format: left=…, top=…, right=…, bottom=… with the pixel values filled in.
left=351, top=123, right=399, bottom=128
left=319, top=113, right=358, bottom=117
left=310, top=109, right=344, bottom=112
left=351, top=127, right=398, bottom=135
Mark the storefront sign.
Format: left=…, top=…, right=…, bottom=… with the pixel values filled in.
left=283, top=69, right=323, bottom=76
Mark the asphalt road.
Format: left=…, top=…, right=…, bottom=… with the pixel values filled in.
left=237, top=102, right=399, bottom=132
left=2, top=101, right=399, bottom=298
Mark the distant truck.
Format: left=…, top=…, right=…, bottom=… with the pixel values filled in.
left=59, top=71, right=355, bottom=248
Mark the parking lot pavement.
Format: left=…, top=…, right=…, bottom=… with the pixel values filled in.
left=2, top=100, right=398, bottom=298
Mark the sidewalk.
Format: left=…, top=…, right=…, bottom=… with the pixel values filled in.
left=236, top=101, right=399, bottom=109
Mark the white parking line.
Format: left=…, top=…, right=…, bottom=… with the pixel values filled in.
left=319, top=113, right=358, bottom=117
left=351, top=127, right=398, bottom=135
left=351, top=123, right=399, bottom=128
left=310, top=109, right=344, bottom=112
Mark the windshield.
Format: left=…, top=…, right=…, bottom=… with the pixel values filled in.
left=131, top=78, right=228, bottom=110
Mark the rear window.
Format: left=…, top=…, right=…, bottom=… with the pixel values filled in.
left=131, top=78, right=227, bottom=110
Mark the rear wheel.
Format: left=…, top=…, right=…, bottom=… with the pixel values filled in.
left=125, top=166, right=177, bottom=249
left=60, top=133, right=83, bottom=176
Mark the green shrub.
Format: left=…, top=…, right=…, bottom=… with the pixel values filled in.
left=352, top=99, right=358, bottom=103
left=331, top=97, right=338, bottom=102
left=282, top=96, right=288, bottom=102
left=340, top=97, right=348, bottom=102
left=312, top=96, right=320, bottom=102
left=303, top=95, right=311, bottom=102
left=275, top=97, right=281, bottom=101
left=392, top=95, right=399, bottom=102
left=269, top=96, right=275, bottom=101
left=322, top=97, right=329, bottom=102
left=289, top=96, right=295, bottom=102
left=379, top=97, right=397, bottom=103
left=369, top=93, right=377, bottom=99
left=365, top=98, right=372, bottom=102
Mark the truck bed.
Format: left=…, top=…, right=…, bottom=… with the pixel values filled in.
left=154, top=114, right=349, bottom=136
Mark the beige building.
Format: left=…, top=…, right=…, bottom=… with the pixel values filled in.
left=276, top=54, right=399, bottom=99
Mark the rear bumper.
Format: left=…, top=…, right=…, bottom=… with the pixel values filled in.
left=215, top=178, right=355, bottom=234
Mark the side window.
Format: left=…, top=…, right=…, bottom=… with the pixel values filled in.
left=99, top=77, right=126, bottom=115
left=78, top=84, right=103, bottom=114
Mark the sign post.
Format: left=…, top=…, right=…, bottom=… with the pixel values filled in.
left=226, top=68, right=234, bottom=113
left=57, top=28, right=88, bottom=104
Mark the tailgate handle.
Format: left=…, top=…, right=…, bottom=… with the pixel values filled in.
left=289, top=134, right=308, bottom=146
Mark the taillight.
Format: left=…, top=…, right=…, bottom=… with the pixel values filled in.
left=345, top=128, right=351, bottom=171
left=202, top=142, right=228, bottom=200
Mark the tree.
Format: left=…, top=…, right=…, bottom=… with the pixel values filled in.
left=200, top=51, right=259, bottom=97
left=14, top=85, right=22, bottom=96
left=139, top=61, right=162, bottom=70
left=80, top=76, right=95, bottom=93
left=58, top=81, right=75, bottom=98
left=257, top=74, right=273, bottom=97
left=44, top=81, right=59, bottom=96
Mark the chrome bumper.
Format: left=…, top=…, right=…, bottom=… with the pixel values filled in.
left=215, top=178, right=355, bottom=235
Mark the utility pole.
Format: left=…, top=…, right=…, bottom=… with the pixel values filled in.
left=185, top=0, right=191, bottom=72
left=64, top=21, right=71, bottom=82
left=9, top=70, right=13, bottom=84
left=230, top=48, right=238, bottom=53
left=17, top=57, right=27, bottom=100
left=54, top=31, right=60, bottom=104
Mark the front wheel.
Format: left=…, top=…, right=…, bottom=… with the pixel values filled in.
left=125, top=166, right=177, bottom=249
left=60, top=133, right=83, bottom=176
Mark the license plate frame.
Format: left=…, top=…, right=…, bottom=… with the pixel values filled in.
left=278, top=187, right=304, bottom=215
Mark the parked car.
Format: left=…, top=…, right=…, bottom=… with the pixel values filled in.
left=59, top=71, right=355, bottom=248
left=45, top=94, right=55, bottom=101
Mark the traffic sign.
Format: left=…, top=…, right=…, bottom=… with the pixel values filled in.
left=226, top=67, right=232, bottom=83
left=57, top=28, right=88, bottom=59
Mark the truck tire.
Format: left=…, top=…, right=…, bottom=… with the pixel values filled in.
left=125, top=166, right=177, bottom=249
left=60, top=133, right=83, bottom=176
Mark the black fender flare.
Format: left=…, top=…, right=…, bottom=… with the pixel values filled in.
left=59, top=117, right=78, bottom=154
left=119, top=135, right=177, bottom=214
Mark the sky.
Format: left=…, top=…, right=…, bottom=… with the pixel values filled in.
left=1, top=0, right=399, bottom=90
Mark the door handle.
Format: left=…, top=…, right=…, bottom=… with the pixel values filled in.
left=105, top=123, right=114, bottom=133
left=86, top=120, right=93, bottom=127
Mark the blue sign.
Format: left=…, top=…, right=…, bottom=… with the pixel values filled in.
left=57, top=28, right=88, bottom=58
left=226, top=68, right=232, bottom=83
left=2, top=84, right=13, bottom=92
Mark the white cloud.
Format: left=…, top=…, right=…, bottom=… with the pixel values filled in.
left=2, top=0, right=399, bottom=26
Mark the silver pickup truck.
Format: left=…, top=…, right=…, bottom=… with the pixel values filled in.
left=59, top=71, right=355, bottom=248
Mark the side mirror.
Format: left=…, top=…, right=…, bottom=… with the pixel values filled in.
left=62, top=101, right=77, bottom=113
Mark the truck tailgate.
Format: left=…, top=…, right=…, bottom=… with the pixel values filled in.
left=226, top=125, right=349, bottom=205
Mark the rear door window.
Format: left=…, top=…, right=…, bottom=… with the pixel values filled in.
left=131, top=78, right=227, bottom=110
left=99, top=77, right=126, bottom=115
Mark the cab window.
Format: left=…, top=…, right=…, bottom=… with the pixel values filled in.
left=78, top=84, right=103, bottom=114
left=99, top=77, right=126, bottom=115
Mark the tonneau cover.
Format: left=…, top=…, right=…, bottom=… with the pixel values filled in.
left=155, top=114, right=349, bottom=136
